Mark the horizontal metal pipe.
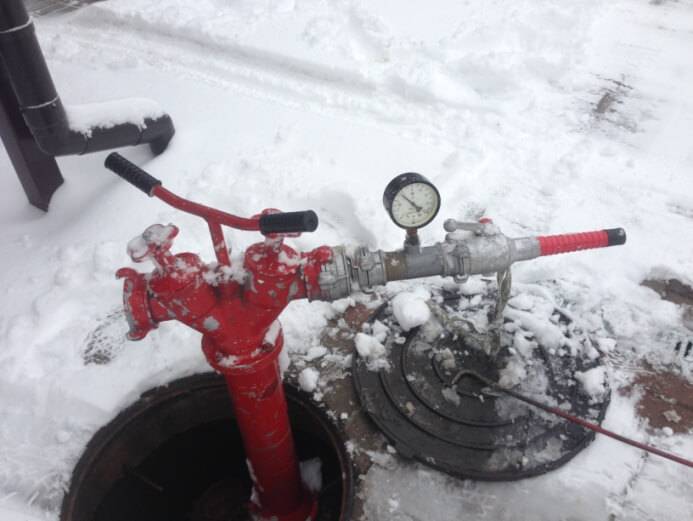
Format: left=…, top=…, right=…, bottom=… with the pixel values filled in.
left=383, top=245, right=459, bottom=281
left=315, top=228, right=625, bottom=301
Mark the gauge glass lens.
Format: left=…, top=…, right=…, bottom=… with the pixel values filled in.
left=391, top=182, right=440, bottom=228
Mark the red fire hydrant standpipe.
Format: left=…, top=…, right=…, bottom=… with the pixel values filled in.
left=104, top=153, right=627, bottom=520
left=107, top=153, right=327, bottom=521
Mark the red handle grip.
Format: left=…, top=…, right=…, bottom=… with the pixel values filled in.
left=538, top=228, right=626, bottom=256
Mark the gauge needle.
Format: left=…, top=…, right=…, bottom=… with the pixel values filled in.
left=402, top=195, right=422, bottom=212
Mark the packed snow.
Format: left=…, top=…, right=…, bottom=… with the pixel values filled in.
left=575, top=365, right=608, bottom=401
left=125, top=223, right=177, bottom=261
left=354, top=332, right=388, bottom=370
left=1, top=0, right=692, bottom=520
left=299, top=457, right=323, bottom=494
left=391, top=288, right=431, bottom=332
left=298, top=366, right=319, bottom=392
left=66, top=97, right=165, bottom=137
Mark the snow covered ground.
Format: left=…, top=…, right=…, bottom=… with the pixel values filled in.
left=1, top=0, right=692, bottom=519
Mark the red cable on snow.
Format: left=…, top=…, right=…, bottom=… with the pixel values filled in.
left=464, top=371, right=693, bottom=469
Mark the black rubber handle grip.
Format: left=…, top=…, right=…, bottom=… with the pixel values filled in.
left=104, top=152, right=162, bottom=196
left=259, top=211, right=319, bottom=234
left=605, top=228, right=627, bottom=246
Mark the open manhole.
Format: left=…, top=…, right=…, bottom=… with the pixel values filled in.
left=61, top=373, right=354, bottom=521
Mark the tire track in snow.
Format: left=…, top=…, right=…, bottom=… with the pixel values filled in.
left=39, top=7, right=500, bottom=150
left=38, top=5, right=638, bottom=236
left=37, top=5, right=596, bottom=236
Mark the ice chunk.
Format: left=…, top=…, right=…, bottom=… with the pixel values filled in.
left=126, top=223, right=177, bottom=261
left=217, top=355, right=238, bottom=368
left=298, top=367, right=319, bottom=392
left=574, top=366, right=607, bottom=399
left=458, top=278, right=485, bottom=296
left=263, top=320, right=281, bottom=345
left=355, top=332, right=385, bottom=358
left=508, top=294, right=535, bottom=311
left=371, top=320, right=389, bottom=342
left=304, top=346, right=328, bottom=361
left=278, top=250, right=304, bottom=267
left=513, top=331, right=537, bottom=357
left=499, top=359, right=527, bottom=388
left=354, top=332, right=389, bottom=370
left=300, top=458, right=322, bottom=493
left=441, top=387, right=461, bottom=406
left=392, top=289, right=431, bottom=331
left=203, top=316, right=220, bottom=332
left=662, top=409, right=682, bottom=424
left=331, top=297, right=355, bottom=314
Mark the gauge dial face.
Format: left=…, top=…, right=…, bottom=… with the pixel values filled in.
left=384, top=174, right=441, bottom=229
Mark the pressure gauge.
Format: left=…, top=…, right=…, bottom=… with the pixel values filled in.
left=383, top=173, right=441, bottom=229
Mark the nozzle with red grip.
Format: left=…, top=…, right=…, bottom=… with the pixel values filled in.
left=537, top=228, right=626, bottom=256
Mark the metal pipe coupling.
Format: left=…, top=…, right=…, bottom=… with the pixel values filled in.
left=311, top=230, right=542, bottom=302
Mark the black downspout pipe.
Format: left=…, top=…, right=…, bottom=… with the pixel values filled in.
left=0, top=55, right=63, bottom=211
left=0, top=0, right=174, bottom=158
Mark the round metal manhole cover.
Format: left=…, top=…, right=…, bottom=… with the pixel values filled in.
left=353, top=282, right=610, bottom=480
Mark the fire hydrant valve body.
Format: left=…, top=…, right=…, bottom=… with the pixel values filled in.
left=116, top=213, right=329, bottom=521
left=117, top=230, right=326, bottom=520
left=244, top=242, right=304, bottom=308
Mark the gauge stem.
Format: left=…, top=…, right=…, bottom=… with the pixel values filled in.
left=404, top=228, right=420, bottom=250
